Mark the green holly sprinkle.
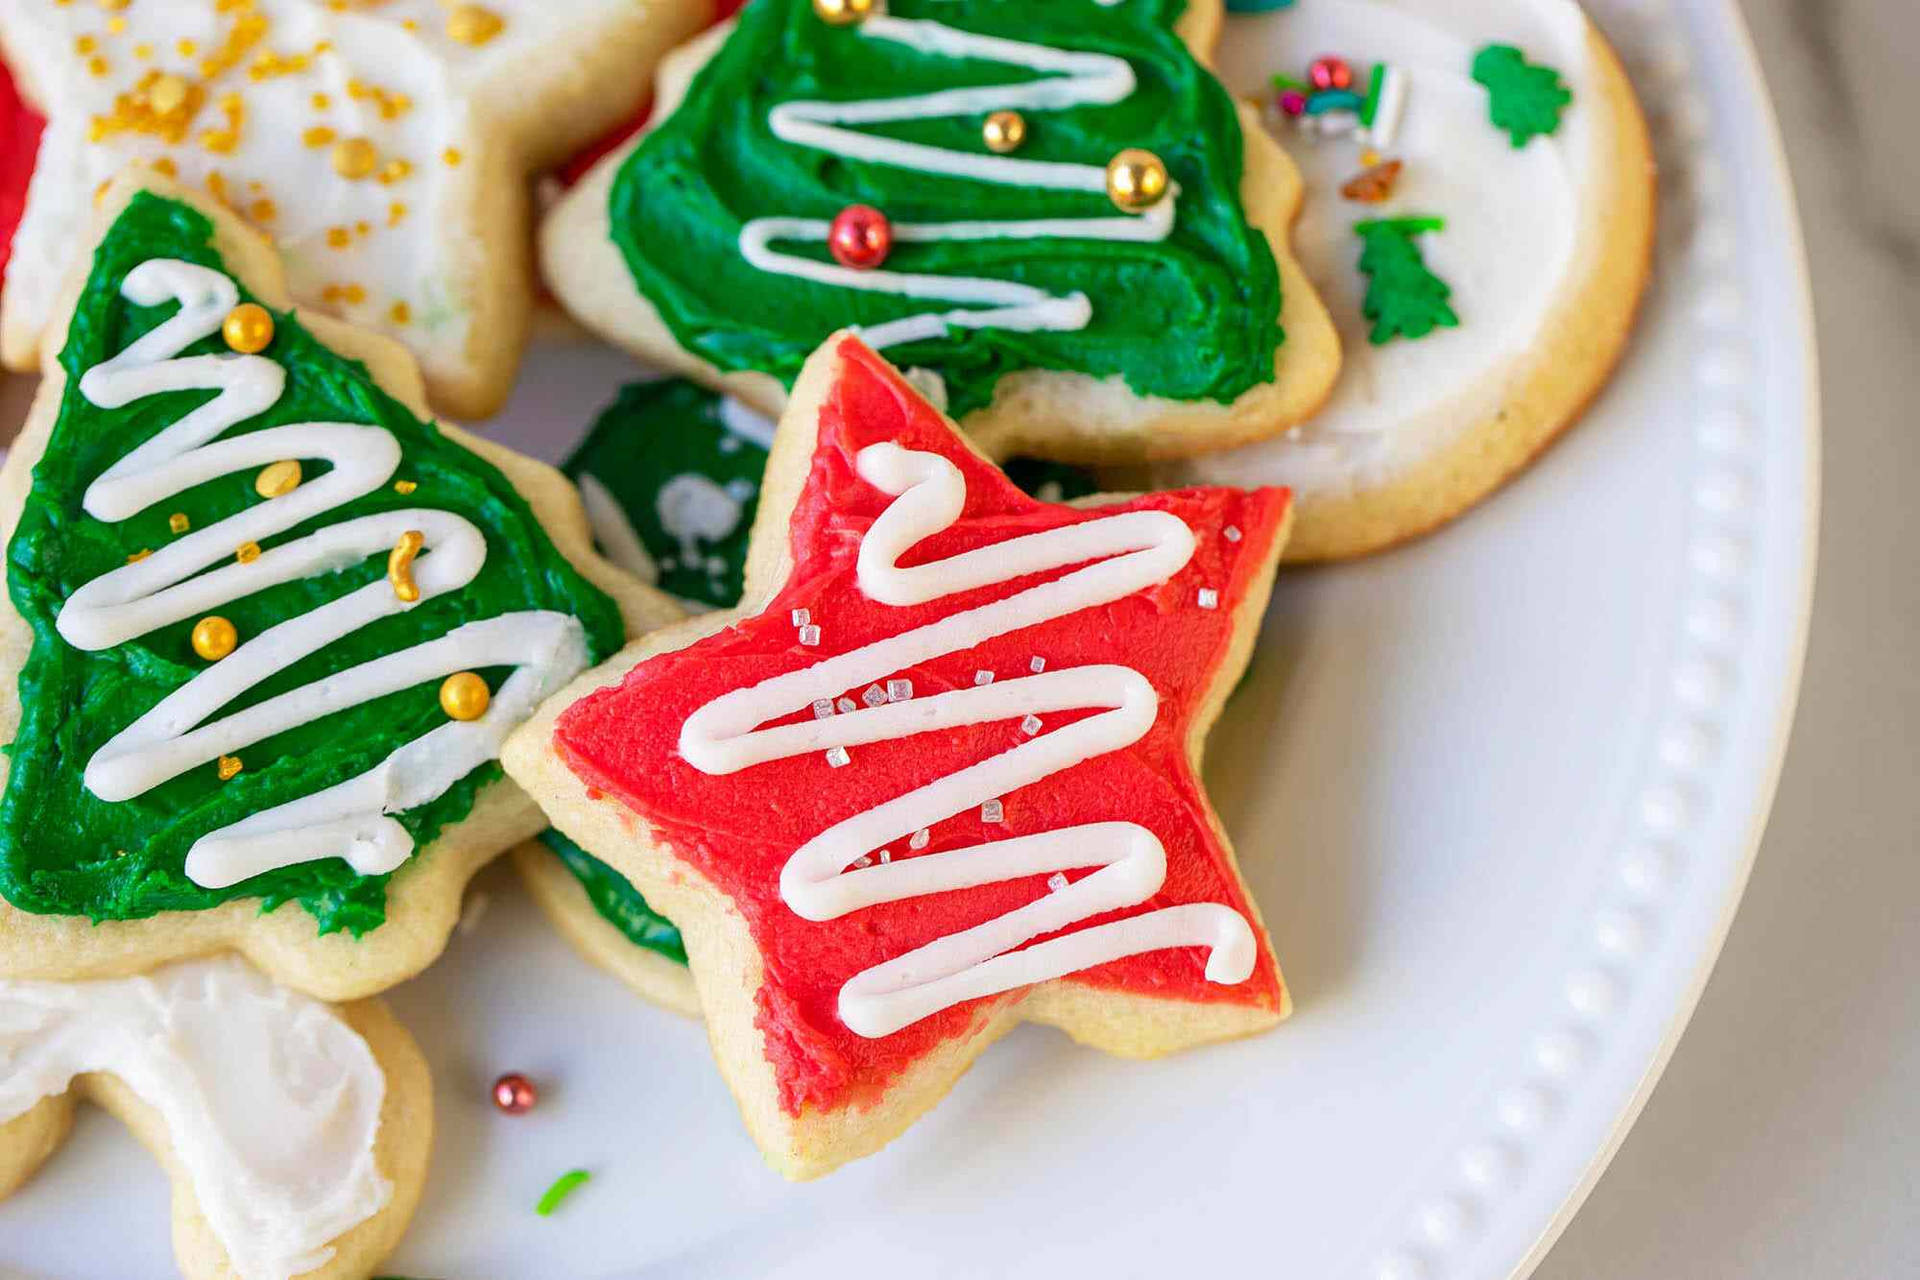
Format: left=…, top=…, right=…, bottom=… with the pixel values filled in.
left=536, top=1168, right=592, bottom=1217
left=1353, top=217, right=1459, bottom=345
left=1471, top=44, right=1572, bottom=147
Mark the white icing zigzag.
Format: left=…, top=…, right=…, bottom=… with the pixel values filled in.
left=743, top=16, right=1178, bottom=351
left=57, top=259, right=590, bottom=890
left=679, top=442, right=1255, bottom=1038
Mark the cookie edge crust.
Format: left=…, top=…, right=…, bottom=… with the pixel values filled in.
left=509, top=839, right=702, bottom=1018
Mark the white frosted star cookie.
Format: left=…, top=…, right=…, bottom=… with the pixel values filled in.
left=0, top=956, right=431, bottom=1280
left=1162, top=0, right=1655, bottom=560
left=0, top=171, right=677, bottom=999
left=0, top=0, right=710, bottom=418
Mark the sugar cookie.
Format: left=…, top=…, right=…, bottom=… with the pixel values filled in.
left=0, top=172, right=675, bottom=999
left=505, top=334, right=1292, bottom=1177
left=539, top=0, right=1341, bottom=465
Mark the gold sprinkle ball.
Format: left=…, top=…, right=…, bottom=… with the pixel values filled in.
left=331, top=136, right=379, bottom=180
left=393, top=479, right=417, bottom=495
left=388, top=529, right=425, bottom=602
left=439, top=671, right=491, bottom=721
left=1106, top=148, right=1170, bottom=212
left=983, top=110, right=1027, bottom=155
left=235, top=540, right=261, bottom=564
left=126, top=548, right=152, bottom=564
left=148, top=72, right=189, bottom=115
left=168, top=512, right=190, bottom=534
left=221, top=303, right=274, bottom=354
left=256, top=459, right=302, bottom=498
left=812, top=0, right=875, bottom=26
left=446, top=4, right=505, bottom=45
left=216, top=754, right=243, bottom=781
left=191, top=615, right=238, bottom=661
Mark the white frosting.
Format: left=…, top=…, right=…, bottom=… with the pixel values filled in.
left=741, top=16, right=1177, bottom=351
left=56, top=259, right=589, bottom=889
left=0, top=957, right=388, bottom=1280
left=577, top=473, right=659, bottom=585
left=1169, top=0, right=1603, bottom=496
left=679, top=443, right=1256, bottom=1039
left=1, top=0, right=632, bottom=388
left=655, top=471, right=744, bottom=564
left=715, top=395, right=778, bottom=450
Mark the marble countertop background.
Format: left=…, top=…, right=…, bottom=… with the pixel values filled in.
left=1536, top=1, right=1918, bottom=1275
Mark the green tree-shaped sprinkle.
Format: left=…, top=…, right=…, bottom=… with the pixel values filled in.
left=1354, top=217, right=1459, bottom=345
left=1472, top=44, right=1572, bottom=147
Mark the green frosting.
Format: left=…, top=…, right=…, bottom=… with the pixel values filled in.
left=1471, top=44, right=1572, bottom=148
left=538, top=827, right=687, bottom=965
left=0, top=192, right=625, bottom=935
left=1354, top=217, right=1458, bottom=345
left=564, top=379, right=767, bottom=610
left=609, top=0, right=1284, bottom=420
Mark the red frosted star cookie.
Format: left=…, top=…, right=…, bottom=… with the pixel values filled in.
left=505, top=334, right=1294, bottom=1177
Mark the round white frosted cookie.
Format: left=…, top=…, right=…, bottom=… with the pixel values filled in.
left=1163, top=0, right=1654, bottom=561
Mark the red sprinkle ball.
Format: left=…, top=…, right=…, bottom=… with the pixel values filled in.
left=828, top=204, right=892, bottom=270
left=492, top=1072, right=538, bottom=1115
left=1309, top=55, right=1354, bottom=92
left=1277, top=88, right=1309, bottom=118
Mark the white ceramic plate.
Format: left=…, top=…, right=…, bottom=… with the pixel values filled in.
left=0, top=0, right=1816, bottom=1276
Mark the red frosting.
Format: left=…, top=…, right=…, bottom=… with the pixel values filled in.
left=555, top=339, right=1290, bottom=1116
left=0, top=64, right=44, bottom=291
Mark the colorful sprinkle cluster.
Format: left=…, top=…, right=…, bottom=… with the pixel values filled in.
left=1272, top=54, right=1408, bottom=149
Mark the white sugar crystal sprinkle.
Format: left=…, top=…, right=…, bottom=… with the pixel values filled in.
left=974, top=669, right=995, bottom=686
left=981, top=799, right=1004, bottom=824
left=1224, top=525, right=1242, bottom=543
left=910, top=828, right=930, bottom=850
left=879, top=849, right=892, bottom=864
left=1047, top=872, right=1069, bottom=894
left=837, top=697, right=857, bottom=714
left=852, top=855, right=872, bottom=869
left=798, top=624, right=821, bottom=646
left=791, top=608, right=810, bottom=627
left=1196, top=588, right=1219, bottom=609
left=825, top=746, right=850, bottom=768
left=1030, top=656, right=1046, bottom=674
left=886, top=678, right=913, bottom=703
left=1021, top=714, right=1042, bottom=735
left=863, top=684, right=888, bottom=707
left=811, top=698, right=835, bottom=720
